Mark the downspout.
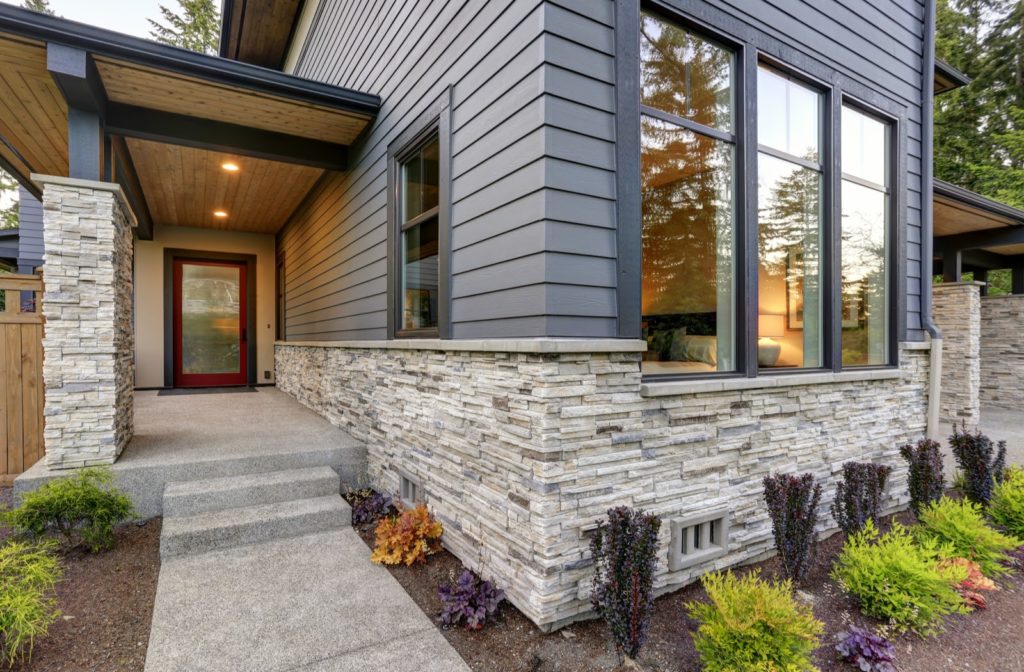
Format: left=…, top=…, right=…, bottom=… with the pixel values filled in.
left=922, top=0, right=943, bottom=440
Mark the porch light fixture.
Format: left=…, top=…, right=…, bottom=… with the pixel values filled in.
left=221, top=162, right=240, bottom=172
left=213, top=210, right=228, bottom=218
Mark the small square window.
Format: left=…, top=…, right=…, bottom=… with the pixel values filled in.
left=669, top=510, right=730, bottom=571
left=399, top=473, right=421, bottom=507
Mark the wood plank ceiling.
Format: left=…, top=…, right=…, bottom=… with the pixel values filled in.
left=125, top=138, right=322, bottom=233
left=0, top=34, right=67, bottom=178
left=0, top=30, right=373, bottom=235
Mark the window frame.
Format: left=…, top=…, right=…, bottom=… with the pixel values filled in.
left=387, top=87, right=452, bottom=340
left=838, top=95, right=902, bottom=369
left=630, top=4, right=751, bottom=381
left=620, top=0, right=904, bottom=381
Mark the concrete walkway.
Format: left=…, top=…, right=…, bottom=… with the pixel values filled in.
left=145, top=528, right=470, bottom=672
left=981, top=405, right=1024, bottom=466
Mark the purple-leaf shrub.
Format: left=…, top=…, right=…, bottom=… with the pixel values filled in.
left=899, top=439, right=945, bottom=518
left=831, top=462, right=893, bottom=536
left=351, top=491, right=393, bottom=528
left=763, top=473, right=822, bottom=583
left=438, top=569, right=505, bottom=631
left=950, top=422, right=1007, bottom=507
left=835, top=626, right=896, bottom=672
left=591, top=506, right=661, bottom=661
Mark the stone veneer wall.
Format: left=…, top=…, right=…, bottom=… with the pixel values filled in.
left=38, top=177, right=135, bottom=468
left=980, top=294, right=1024, bottom=410
left=931, top=282, right=982, bottom=428
left=276, top=342, right=930, bottom=629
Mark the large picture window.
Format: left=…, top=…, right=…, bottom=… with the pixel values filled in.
left=841, top=106, right=891, bottom=366
left=639, top=11, right=736, bottom=376
left=756, top=67, right=824, bottom=370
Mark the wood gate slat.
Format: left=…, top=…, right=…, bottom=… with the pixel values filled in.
left=0, top=325, right=8, bottom=477
left=6, top=324, right=24, bottom=475
left=0, top=274, right=44, bottom=478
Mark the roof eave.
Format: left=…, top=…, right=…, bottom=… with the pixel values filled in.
left=934, top=179, right=1024, bottom=225
left=0, top=3, right=379, bottom=117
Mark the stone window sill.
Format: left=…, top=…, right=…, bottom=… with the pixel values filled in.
left=640, top=368, right=903, bottom=397
left=276, top=338, right=647, bottom=354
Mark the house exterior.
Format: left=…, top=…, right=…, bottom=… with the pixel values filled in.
left=0, top=0, right=949, bottom=630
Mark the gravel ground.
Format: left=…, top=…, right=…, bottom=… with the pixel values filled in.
left=1, top=486, right=161, bottom=672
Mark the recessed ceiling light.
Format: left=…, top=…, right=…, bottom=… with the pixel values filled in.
left=213, top=210, right=228, bottom=218
left=221, top=162, right=240, bottom=172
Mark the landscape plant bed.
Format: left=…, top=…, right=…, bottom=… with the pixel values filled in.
left=1, top=486, right=161, bottom=672
left=354, top=511, right=1024, bottom=672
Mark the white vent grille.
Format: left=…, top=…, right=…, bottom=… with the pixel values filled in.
left=669, top=510, right=730, bottom=571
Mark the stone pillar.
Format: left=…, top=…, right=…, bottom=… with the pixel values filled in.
left=932, top=282, right=983, bottom=429
left=980, top=294, right=1024, bottom=410
left=35, top=175, right=136, bottom=469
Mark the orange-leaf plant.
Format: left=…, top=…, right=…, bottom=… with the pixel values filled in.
left=938, top=558, right=997, bottom=610
left=370, top=503, right=443, bottom=566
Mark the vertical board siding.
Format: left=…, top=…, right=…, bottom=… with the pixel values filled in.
left=279, top=0, right=926, bottom=341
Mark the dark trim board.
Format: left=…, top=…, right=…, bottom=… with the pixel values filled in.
left=162, top=248, right=257, bottom=388
left=0, top=3, right=380, bottom=116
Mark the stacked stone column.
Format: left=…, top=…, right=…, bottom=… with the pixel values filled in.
left=932, top=282, right=983, bottom=429
left=35, top=175, right=135, bottom=469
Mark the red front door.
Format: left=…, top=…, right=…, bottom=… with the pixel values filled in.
left=173, top=259, right=248, bottom=387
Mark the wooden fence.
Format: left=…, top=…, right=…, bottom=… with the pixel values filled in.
left=0, top=273, right=44, bottom=483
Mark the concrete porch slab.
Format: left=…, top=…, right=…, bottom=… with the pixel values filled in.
left=15, top=388, right=367, bottom=517
left=981, top=405, right=1024, bottom=466
left=144, top=529, right=470, bottom=672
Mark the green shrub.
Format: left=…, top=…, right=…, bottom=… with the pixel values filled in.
left=688, top=570, right=823, bottom=672
left=990, top=467, right=1024, bottom=539
left=2, top=468, right=135, bottom=552
left=0, top=541, right=62, bottom=667
left=831, top=520, right=967, bottom=636
left=917, top=497, right=1020, bottom=577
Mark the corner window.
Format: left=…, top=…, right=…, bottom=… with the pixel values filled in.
left=841, top=106, right=891, bottom=366
left=398, top=135, right=440, bottom=334
left=756, top=67, right=824, bottom=370
left=639, top=11, right=737, bottom=376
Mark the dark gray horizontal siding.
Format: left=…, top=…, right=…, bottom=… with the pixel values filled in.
left=283, top=0, right=602, bottom=340
left=17, top=187, right=43, bottom=266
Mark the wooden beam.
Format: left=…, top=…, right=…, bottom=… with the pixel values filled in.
left=936, top=225, right=1024, bottom=252
left=110, top=136, right=154, bottom=241
left=47, top=44, right=106, bottom=181
left=105, top=104, right=348, bottom=170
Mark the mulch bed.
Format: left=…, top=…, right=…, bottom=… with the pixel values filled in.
left=1, top=486, right=162, bottom=672
left=354, top=508, right=1024, bottom=672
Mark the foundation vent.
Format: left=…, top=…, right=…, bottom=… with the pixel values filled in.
left=669, top=510, right=730, bottom=571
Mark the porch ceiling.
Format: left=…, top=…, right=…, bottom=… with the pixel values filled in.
left=0, top=5, right=380, bottom=239
left=126, top=139, right=323, bottom=233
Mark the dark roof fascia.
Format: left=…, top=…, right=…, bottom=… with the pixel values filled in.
left=934, top=179, right=1024, bottom=225
left=935, top=58, right=971, bottom=94
left=0, top=4, right=380, bottom=117
left=0, top=228, right=19, bottom=243
left=219, top=0, right=307, bottom=71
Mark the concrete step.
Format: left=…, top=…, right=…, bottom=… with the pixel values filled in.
left=163, top=466, right=341, bottom=518
left=160, top=495, right=350, bottom=559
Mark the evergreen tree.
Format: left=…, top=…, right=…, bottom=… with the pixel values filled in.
left=148, top=0, right=220, bottom=55
left=0, top=171, right=18, bottom=230
left=21, top=0, right=55, bottom=15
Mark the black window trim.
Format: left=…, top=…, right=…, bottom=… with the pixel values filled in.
left=386, top=86, right=452, bottom=340
left=622, top=0, right=905, bottom=383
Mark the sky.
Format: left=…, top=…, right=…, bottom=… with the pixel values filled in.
left=0, top=0, right=164, bottom=38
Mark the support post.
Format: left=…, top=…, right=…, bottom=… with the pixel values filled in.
left=47, top=44, right=107, bottom=181
left=34, top=174, right=136, bottom=468
left=943, top=248, right=962, bottom=283
left=1013, top=266, right=1024, bottom=295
